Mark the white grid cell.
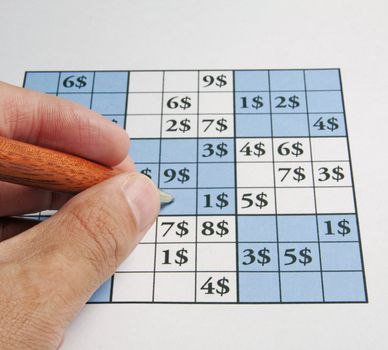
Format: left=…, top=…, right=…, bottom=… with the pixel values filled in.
left=155, top=243, right=196, bottom=271
left=112, top=273, right=153, bottom=302
left=315, top=187, right=355, bottom=213
left=197, top=216, right=236, bottom=242
left=237, top=162, right=274, bottom=187
left=164, top=71, right=198, bottom=91
left=196, top=273, right=237, bottom=302
left=163, top=92, right=197, bottom=115
left=126, top=115, right=161, bottom=138
left=129, top=71, right=163, bottom=92
left=162, top=115, right=198, bottom=138
left=276, top=188, right=315, bottom=214
left=199, top=71, right=233, bottom=92
left=157, top=216, right=196, bottom=243
left=311, top=137, right=349, bottom=161
left=273, top=138, right=311, bottom=162
left=197, top=243, right=236, bottom=271
left=198, top=92, right=234, bottom=114
left=236, top=138, right=273, bottom=162
left=127, top=93, right=162, bottom=114
left=154, top=272, right=195, bottom=302
left=314, top=161, right=352, bottom=187
left=198, top=114, right=234, bottom=138
left=237, top=188, right=275, bottom=215
left=274, top=162, right=313, bottom=187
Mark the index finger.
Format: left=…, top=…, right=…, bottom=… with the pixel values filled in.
left=0, top=81, right=130, bottom=166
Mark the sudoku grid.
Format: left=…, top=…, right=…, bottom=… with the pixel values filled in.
left=23, top=69, right=367, bottom=303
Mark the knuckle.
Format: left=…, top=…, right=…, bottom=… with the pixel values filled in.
left=64, top=197, right=130, bottom=274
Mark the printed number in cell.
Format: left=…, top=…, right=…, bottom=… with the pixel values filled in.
left=201, top=73, right=228, bottom=89
left=156, top=244, right=195, bottom=271
left=157, top=216, right=196, bottom=242
left=237, top=188, right=275, bottom=214
left=199, top=115, right=233, bottom=137
left=62, top=75, right=88, bottom=89
left=314, top=162, right=352, bottom=187
left=273, top=139, right=311, bottom=161
left=163, top=93, right=197, bottom=114
left=197, top=216, right=236, bottom=242
left=275, top=163, right=313, bottom=187
left=236, top=139, right=272, bottom=162
left=162, top=115, right=197, bottom=138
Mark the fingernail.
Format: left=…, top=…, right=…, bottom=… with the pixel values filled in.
left=122, top=173, right=160, bottom=232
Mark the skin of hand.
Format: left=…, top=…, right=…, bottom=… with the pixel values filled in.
left=0, top=82, right=160, bottom=349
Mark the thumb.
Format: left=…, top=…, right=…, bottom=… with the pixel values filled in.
left=0, top=173, right=159, bottom=349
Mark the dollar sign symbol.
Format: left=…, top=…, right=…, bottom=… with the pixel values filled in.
left=216, top=277, right=230, bottom=296
left=176, top=220, right=189, bottom=237
left=215, top=118, right=227, bottom=132
left=288, top=95, right=300, bottom=109
left=332, top=166, right=344, bottom=182
left=175, top=248, right=188, bottom=266
left=179, top=118, right=191, bottom=132
left=258, top=248, right=271, bottom=266
left=256, top=192, right=268, bottom=209
left=215, top=142, right=228, bottom=157
left=338, top=219, right=351, bottom=236
left=254, top=142, right=265, bottom=157
left=252, top=95, right=264, bottom=109
left=180, top=97, right=191, bottom=110
left=140, top=168, right=152, bottom=179
left=299, top=248, right=312, bottom=265
left=215, top=74, right=227, bottom=87
left=177, top=168, right=190, bottom=183
left=327, top=117, right=339, bottom=131
left=111, top=118, right=118, bottom=124
left=216, top=220, right=229, bottom=237
left=75, top=75, right=87, bottom=89
left=216, top=193, right=228, bottom=209
left=293, top=166, right=306, bottom=182
left=291, top=142, right=303, bottom=157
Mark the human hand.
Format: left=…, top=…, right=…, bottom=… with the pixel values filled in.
left=0, top=82, right=160, bottom=349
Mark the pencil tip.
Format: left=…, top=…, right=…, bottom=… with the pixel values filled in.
left=159, top=190, right=174, bottom=204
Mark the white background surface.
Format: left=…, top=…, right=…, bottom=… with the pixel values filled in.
left=1, top=0, right=387, bottom=349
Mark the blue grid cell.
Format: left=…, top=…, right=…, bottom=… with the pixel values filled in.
left=320, top=242, right=362, bottom=271
left=279, top=243, right=321, bottom=271
left=58, top=93, right=91, bottom=108
left=198, top=139, right=234, bottom=162
left=94, top=72, right=128, bottom=92
left=281, top=272, right=323, bottom=302
left=234, top=70, right=269, bottom=91
left=24, top=72, right=59, bottom=93
left=58, top=72, right=93, bottom=93
left=236, top=114, right=272, bottom=137
left=92, top=93, right=127, bottom=115
left=160, top=163, right=196, bottom=188
left=307, top=91, right=343, bottom=113
left=309, top=113, right=346, bottom=137
left=136, top=163, right=159, bottom=186
left=159, top=189, right=196, bottom=215
left=239, top=243, right=278, bottom=271
left=130, top=139, right=160, bottom=163
left=238, top=216, right=277, bottom=242
left=239, top=272, right=280, bottom=302
left=271, top=92, right=306, bottom=113
left=161, top=139, right=197, bottom=163
left=305, top=69, right=341, bottom=90
left=270, top=70, right=305, bottom=91
left=235, top=92, right=270, bottom=114
left=89, top=278, right=111, bottom=302
left=103, top=115, right=125, bottom=128
left=278, top=215, right=317, bottom=242
left=272, top=114, right=309, bottom=137
left=197, top=188, right=235, bottom=214
left=323, top=271, right=366, bottom=302
left=198, top=163, right=234, bottom=188
left=318, top=214, right=359, bottom=242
